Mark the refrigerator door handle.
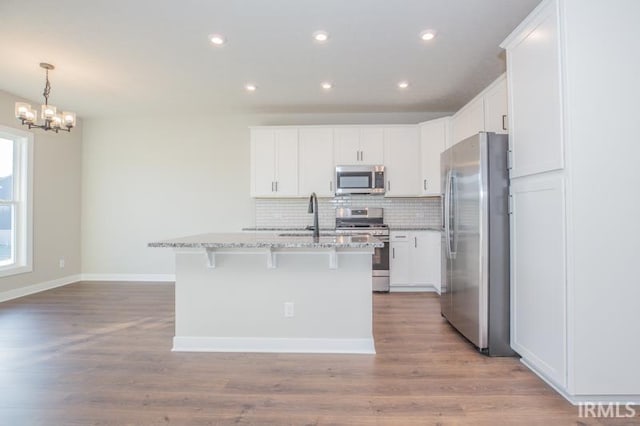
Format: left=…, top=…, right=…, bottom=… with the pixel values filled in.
left=450, top=172, right=457, bottom=258
left=443, top=170, right=453, bottom=259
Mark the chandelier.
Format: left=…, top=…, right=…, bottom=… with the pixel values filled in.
left=14, top=63, right=76, bottom=133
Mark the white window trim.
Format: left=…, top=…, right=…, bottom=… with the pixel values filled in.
left=0, top=125, right=33, bottom=278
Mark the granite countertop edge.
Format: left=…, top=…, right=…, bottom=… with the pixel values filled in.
left=388, top=226, right=442, bottom=231
left=148, top=232, right=383, bottom=249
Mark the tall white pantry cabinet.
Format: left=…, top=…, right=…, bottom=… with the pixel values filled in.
left=502, top=0, right=640, bottom=403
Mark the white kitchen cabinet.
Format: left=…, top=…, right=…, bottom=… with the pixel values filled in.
left=451, top=74, right=509, bottom=147
left=451, top=96, right=484, bottom=146
left=506, top=7, right=562, bottom=178
left=419, top=117, right=450, bottom=196
left=390, top=234, right=411, bottom=285
left=383, top=126, right=420, bottom=197
left=390, top=231, right=441, bottom=291
left=334, top=127, right=384, bottom=165
left=298, top=127, right=334, bottom=197
left=510, top=174, right=566, bottom=387
left=502, top=0, right=640, bottom=402
left=250, top=128, right=298, bottom=197
left=483, top=76, right=508, bottom=135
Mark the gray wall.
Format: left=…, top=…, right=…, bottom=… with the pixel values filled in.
left=0, top=89, right=82, bottom=293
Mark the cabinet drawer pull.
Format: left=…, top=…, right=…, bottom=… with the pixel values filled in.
left=502, top=114, right=508, bottom=131
left=423, top=179, right=427, bottom=191
left=414, top=237, right=417, bottom=248
left=392, top=248, right=395, bottom=259
left=271, top=182, right=275, bottom=192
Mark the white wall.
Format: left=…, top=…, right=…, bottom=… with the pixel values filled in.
left=81, top=111, right=447, bottom=276
left=0, top=89, right=82, bottom=294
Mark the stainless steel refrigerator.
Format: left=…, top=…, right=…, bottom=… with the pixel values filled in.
left=440, top=132, right=515, bottom=356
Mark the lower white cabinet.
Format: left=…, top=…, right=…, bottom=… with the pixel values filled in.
left=390, top=230, right=441, bottom=291
left=510, top=174, right=567, bottom=387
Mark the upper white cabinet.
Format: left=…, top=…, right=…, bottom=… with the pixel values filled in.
left=298, top=128, right=334, bottom=197
left=419, top=117, right=450, bottom=196
left=502, top=0, right=640, bottom=401
left=251, top=121, right=447, bottom=199
left=334, top=127, right=384, bottom=165
left=483, top=76, right=509, bottom=135
left=451, top=96, right=484, bottom=145
left=383, top=126, right=420, bottom=197
left=505, top=7, right=563, bottom=178
left=250, top=128, right=298, bottom=197
left=451, top=74, right=509, bottom=146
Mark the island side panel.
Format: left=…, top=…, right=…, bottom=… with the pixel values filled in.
left=173, top=249, right=374, bottom=353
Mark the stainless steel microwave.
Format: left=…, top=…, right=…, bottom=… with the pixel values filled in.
left=335, top=165, right=385, bottom=195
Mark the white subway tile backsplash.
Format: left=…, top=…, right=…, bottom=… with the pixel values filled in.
left=254, top=196, right=441, bottom=229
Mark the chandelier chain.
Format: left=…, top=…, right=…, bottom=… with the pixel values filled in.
left=42, top=68, right=51, bottom=105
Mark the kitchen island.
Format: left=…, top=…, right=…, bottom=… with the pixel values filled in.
left=149, top=232, right=383, bottom=354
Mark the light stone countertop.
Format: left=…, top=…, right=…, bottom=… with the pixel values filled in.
left=148, top=232, right=383, bottom=249
left=389, top=226, right=442, bottom=232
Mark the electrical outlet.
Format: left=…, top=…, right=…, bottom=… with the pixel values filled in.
left=284, top=302, right=294, bottom=318
left=59, top=258, right=65, bottom=269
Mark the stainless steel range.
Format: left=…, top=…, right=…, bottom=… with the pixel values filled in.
left=335, top=208, right=390, bottom=292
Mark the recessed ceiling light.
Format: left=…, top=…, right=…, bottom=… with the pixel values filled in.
left=321, top=82, right=333, bottom=90
left=313, top=31, right=329, bottom=42
left=209, top=34, right=226, bottom=45
left=397, top=81, right=409, bottom=89
left=245, top=83, right=257, bottom=92
left=420, top=30, right=437, bottom=41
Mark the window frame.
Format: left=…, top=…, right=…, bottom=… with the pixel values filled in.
left=0, top=125, right=33, bottom=278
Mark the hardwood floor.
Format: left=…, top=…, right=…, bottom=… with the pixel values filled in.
left=0, top=282, right=634, bottom=425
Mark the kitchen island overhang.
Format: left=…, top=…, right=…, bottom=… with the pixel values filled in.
left=149, top=232, right=383, bottom=354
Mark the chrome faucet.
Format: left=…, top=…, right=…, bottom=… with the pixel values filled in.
left=307, top=192, right=320, bottom=239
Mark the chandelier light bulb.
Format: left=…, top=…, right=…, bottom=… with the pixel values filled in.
left=14, top=63, right=75, bottom=132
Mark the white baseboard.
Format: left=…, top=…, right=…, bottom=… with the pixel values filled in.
left=0, top=274, right=82, bottom=303
left=173, top=336, right=376, bottom=354
left=520, top=358, right=640, bottom=405
left=80, top=273, right=175, bottom=282
left=390, top=284, right=440, bottom=294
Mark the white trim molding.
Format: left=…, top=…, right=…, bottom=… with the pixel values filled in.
left=173, top=336, right=376, bottom=354
left=390, top=285, right=439, bottom=293
left=521, top=359, right=640, bottom=406
left=0, top=274, right=81, bottom=303
left=81, top=273, right=175, bottom=282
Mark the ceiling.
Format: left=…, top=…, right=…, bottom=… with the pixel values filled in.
left=0, top=0, right=541, bottom=118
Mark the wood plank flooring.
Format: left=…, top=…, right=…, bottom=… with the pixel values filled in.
left=0, top=282, right=636, bottom=425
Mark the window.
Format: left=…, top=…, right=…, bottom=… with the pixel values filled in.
left=0, top=125, right=33, bottom=277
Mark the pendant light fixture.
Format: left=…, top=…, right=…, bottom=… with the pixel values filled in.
left=14, top=63, right=76, bottom=133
